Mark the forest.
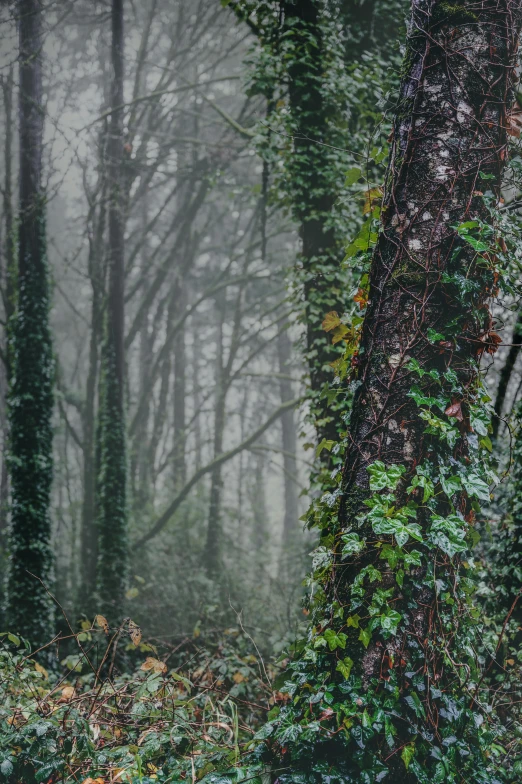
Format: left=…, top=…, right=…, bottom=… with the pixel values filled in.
left=3, top=0, right=522, bottom=782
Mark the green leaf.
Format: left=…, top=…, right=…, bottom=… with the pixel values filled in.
left=367, top=461, right=406, bottom=491
left=427, top=328, right=445, bottom=343
left=8, top=633, right=20, bottom=646
left=380, top=609, right=402, bottom=635
left=323, top=629, right=347, bottom=651
left=401, top=744, right=415, bottom=770
left=345, top=167, right=362, bottom=186
left=461, top=473, right=490, bottom=502
left=316, top=438, right=335, bottom=457
left=358, top=627, right=371, bottom=648
left=336, top=656, right=354, bottom=679
left=341, top=533, right=365, bottom=558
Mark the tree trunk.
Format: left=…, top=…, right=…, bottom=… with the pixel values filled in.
left=492, top=305, right=522, bottom=438
left=80, top=168, right=107, bottom=607
left=172, top=291, right=186, bottom=489
left=273, top=3, right=522, bottom=780
left=282, top=0, right=346, bottom=445
left=204, top=299, right=226, bottom=576
left=0, top=67, right=15, bottom=545
left=277, top=329, right=299, bottom=546
left=96, top=0, right=128, bottom=621
left=6, top=0, right=55, bottom=648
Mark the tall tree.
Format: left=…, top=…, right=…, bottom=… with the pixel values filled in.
left=277, top=329, right=299, bottom=546
left=96, top=0, right=128, bottom=619
left=265, top=2, right=522, bottom=781
left=6, top=0, right=54, bottom=647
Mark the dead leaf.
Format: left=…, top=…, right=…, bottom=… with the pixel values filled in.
left=507, top=106, right=522, bottom=137
left=95, top=614, right=109, bottom=634
left=445, top=401, right=464, bottom=422
left=34, top=662, right=48, bottom=678
left=232, top=671, right=245, bottom=684
left=353, top=287, right=368, bottom=310
left=60, top=685, right=75, bottom=702
left=322, top=311, right=341, bottom=333
left=319, top=708, right=334, bottom=720
left=82, top=779, right=105, bottom=784
left=140, top=657, right=167, bottom=674
left=128, top=620, right=142, bottom=646
left=332, top=324, right=349, bottom=344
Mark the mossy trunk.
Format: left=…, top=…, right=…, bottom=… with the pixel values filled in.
left=96, top=0, right=128, bottom=622
left=6, top=0, right=55, bottom=649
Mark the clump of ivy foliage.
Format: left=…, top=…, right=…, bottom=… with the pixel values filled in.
left=0, top=625, right=278, bottom=784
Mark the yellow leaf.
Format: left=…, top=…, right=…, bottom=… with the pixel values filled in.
left=95, top=614, right=109, bottom=634
left=232, top=671, right=245, bottom=684
left=128, top=620, right=142, bottom=646
left=332, top=324, right=349, bottom=345
left=60, top=685, right=75, bottom=701
left=126, top=587, right=139, bottom=600
left=322, top=311, right=341, bottom=333
left=506, top=658, right=515, bottom=666
left=140, top=657, right=167, bottom=674
left=34, top=662, right=48, bottom=678
left=82, top=778, right=105, bottom=784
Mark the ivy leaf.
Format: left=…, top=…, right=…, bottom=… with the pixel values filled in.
left=427, top=328, right=445, bottom=343
left=401, top=744, right=415, bottom=770
left=316, top=438, right=336, bottom=458
left=372, top=517, right=422, bottom=548
left=404, top=549, right=422, bottom=567
left=367, top=461, right=406, bottom=491
left=381, top=609, right=402, bottom=635
left=323, top=629, right=347, bottom=651
left=336, top=656, right=354, bottom=679
left=429, top=514, right=467, bottom=557
left=359, top=627, right=372, bottom=648
left=405, top=691, right=426, bottom=718
left=440, top=474, right=462, bottom=499
left=341, top=533, right=365, bottom=558
left=461, top=473, right=490, bottom=502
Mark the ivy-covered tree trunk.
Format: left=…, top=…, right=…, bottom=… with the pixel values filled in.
left=281, top=0, right=345, bottom=445
left=6, top=0, right=55, bottom=648
left=96, top=0, right=128, bottom=620
left=267, top=2, right=522, bottom=781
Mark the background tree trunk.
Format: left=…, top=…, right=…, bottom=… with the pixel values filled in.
left=96, top=0, right=128, bottom=620
left=6, top=0, right=55, bottom=648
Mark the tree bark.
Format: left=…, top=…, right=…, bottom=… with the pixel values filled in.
left=492, top=305, right=522, bottom=438
left=96, top=0, right=128, bottom=620
left=6, top=0, right=55, bottom=648
left=172, top=289, right=187, bottom=488
left=277, top=329, right=299, bottom=546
